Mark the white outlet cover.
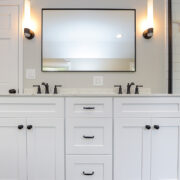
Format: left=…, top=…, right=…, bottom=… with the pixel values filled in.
left=93, top=76, right=104, bottom=86
left=26, top=69, right=36, bottom=80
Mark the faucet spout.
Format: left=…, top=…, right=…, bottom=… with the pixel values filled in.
left=127, top=82, right=135, bottom=94
left=42, top=82, right=50, bottom=94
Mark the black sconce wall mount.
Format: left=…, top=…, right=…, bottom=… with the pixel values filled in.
left=24, top=28, right=35, bottom=40
left=143, top=27, right=153, bottom=39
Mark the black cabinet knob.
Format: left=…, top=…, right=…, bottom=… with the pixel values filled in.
left=27, top=125, right=33, bottom=130
left=9, top=89, right=16, bottom=94
left=154, top=125, right=160, bottom=130
left=18, top=125, right=24, bottom=130
left=145, top=125, right=151, bottom=130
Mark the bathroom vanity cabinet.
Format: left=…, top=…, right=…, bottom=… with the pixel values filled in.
left=0, top=97, right=64, bottom=180
left=0, top=96, right=180, bottom=180
left=114, top=97, right=180, bottom=180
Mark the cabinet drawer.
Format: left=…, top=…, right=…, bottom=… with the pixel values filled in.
left=66, top=155, right=112, bottom=180
left=66, top=118, right=112, bottom=154
left=114, top=97, right=180, bottom=117
left=66, top=98, right=112, bottom=118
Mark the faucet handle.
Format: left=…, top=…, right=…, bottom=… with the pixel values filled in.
left=135, top=85, right=143, bottom=94
left=114, top=85, right=122, bottom=94
left=54, top=85, right=62, bottom=94
left=33, top=85, right=41, bottom=94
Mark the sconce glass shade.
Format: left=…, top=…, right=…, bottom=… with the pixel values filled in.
left=143, top=0, right=154, bottom=39
left=24, top=0, right=35, bottom=39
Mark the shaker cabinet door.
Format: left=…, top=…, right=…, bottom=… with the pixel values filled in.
left=27, top=118, right=64, bottom=180
left=114, top=118, right=151, bottom=180
left=151, top=118, right=179, bottom=180
left=0, top=118, right=26, bottom=180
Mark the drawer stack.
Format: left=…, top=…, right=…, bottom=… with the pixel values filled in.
left=65, top=97, right=113, bottom=180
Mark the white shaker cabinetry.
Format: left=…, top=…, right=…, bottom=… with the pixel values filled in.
left=114, top=97, right=180, bottom=180
left=66, top=97, right=113, bottom=180
left=0, top=97, right=64, bottom=180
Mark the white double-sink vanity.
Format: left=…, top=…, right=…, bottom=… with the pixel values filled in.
left=1, top=93, right=180, bottom=180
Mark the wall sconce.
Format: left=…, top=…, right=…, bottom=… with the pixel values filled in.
left=143, top=0, right=154, bottom=39
left=24, top=0, right=35, bottom=40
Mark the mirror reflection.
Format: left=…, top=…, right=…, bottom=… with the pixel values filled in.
left=42, top=9, right=136, bottom=72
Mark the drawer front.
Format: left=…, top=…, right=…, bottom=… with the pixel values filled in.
left=114, top=97, right=180, bottom=117
left=0, top=97, right=64, bottom=117
left=66, top=118, right=112, bottom=154
left=66, top=98, right=112, bottom=118
left=66, top=155, right=112, bottom=180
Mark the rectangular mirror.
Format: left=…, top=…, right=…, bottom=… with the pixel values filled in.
left=42, top=9, right=136, bottom=72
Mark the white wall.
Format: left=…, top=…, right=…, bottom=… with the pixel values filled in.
left=24, top=0, right=167, bottom=93
left=172, top=0, right=180, bottom=93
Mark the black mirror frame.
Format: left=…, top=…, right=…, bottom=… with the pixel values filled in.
left=41, top=8, right=137, bottom=72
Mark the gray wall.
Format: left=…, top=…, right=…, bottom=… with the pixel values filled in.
left=24, top=0, right=167, bottom=93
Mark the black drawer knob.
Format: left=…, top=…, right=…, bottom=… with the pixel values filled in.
left=27, top=125, right=33, bottom=130
left=83, top=107, right=95, bottom=110
left=145, top=125, right=151, bottom=130
left=154, top=125, right=160, bottom=130
left=18, top=125, right=24, bottom=130
left=83, top=171, right=94, bottom=176
left=83, top=135, right=95, bottom=139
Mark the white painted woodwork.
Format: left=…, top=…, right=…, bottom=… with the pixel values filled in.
left=66, top=118, right=112, bottom=154
left=27, top=118, right=64, bottom=180
left=66, top=98, right=112, bottom=118
left=0, top=96, right=180, bottom=180
left=114, top=117, right=180, bottom=180
left=114, top=118, right=151, bottom=180
left=114, top=97, right=180, bottom=117
left=66, top=155, right=112, bottom=180
left=0, top=97, right=64, bottom=117
left=0, top=118, right=26, bottom=180
left=0, top=97, right=64, bottom=180
left=0, top=6, right=19, bottom=93
left=151, top=118, right=179, bottom=180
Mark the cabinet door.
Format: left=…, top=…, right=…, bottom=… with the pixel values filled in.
left=114, top=118, right=151, bottom=180
left=0, top=118, right=26, bottom=180
left=27, top=118, right=64, bottom=180
left=151, top=118, right=179, bottom=180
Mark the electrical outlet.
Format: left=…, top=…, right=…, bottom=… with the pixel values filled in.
left=26, top=69, right=36, bottom=80
left=93, top=76, right=104, bottom=86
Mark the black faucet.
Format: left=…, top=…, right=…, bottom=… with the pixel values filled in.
left=54, top=85, right=62, bottom=94
left=33, top=85, right=41, bottom=94
left=135, top=85, right=143, bottom=94
left=127, top=82, right=135, bottom=94
left=114, top=85, right=122, bottom=94
left=42, top=82, right=50, bottom=94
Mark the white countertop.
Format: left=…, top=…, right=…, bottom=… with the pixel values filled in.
left=1, top=88, right=179, bottom=97
left=0, top=93, right=179, bottom=97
